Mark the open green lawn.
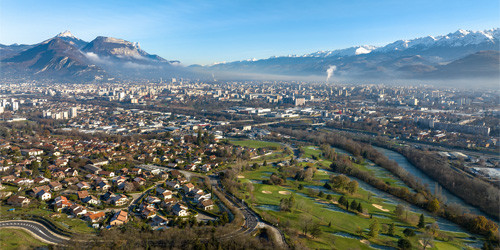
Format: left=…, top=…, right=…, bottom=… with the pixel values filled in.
left=229, top=139, right=282, bottom=149
left=0, top=205, right=94, bottom=234
left=353, top=161, right=410, bottom=190
left=233, top=141, right=476, bottom=249
left=0, top=184, right=20, bottom=192
left=0, top=228, right=48, bottom=249
left=301, top=145, right=410, bottom=190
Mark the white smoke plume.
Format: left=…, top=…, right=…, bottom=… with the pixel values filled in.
left=326, top=65, right=336, bottom=82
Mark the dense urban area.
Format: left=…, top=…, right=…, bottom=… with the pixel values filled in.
left=0, top=80, right=498, bottom=250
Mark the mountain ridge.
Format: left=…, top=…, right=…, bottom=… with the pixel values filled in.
left=205, top=28, right=499, bottom=82
left=0, top=28, right=498, bottom=85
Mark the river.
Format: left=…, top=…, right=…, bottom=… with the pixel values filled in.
left=372, top=146, right=490, bottom=219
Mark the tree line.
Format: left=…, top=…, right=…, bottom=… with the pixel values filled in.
left=274, top=127, right=499, bottom=242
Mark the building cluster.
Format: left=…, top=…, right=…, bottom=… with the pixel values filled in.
left=0, top=122, right=271, bottom=228
left=0, top=79, right=498, bottom=204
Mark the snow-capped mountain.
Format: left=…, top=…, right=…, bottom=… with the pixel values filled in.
left=304, top=45, right=378, bottom=57
left=1, top=37, right=107, bottom=82
left=376, top=29, right=499, bottom=52
left=207, top=28, right=499, bottom=83
left=298, top=29, right=499, bottom=57
left=54, top=30, right=88, bottom=49
left=0, top=31, right=180, bottom=82
left=1, top=28, right=498, bottom=84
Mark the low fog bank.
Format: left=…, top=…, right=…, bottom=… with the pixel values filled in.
left=198, top=68, right=499, bottom=90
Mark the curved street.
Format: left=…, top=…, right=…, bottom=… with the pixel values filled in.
left=0, top=220, right=70, bottom=245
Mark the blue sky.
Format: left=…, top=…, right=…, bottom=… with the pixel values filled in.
left=1, top=0, right=498, bottom=65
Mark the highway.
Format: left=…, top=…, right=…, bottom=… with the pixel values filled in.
left=0, top=220, right=70, bottom=245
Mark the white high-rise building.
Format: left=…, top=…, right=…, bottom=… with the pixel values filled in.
left=69, top=107, right=78, bottom=118
left=12, top=102, right=19, bottom=111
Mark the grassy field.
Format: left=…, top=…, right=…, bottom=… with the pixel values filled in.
left=0, top=205, right=94, bottom=234
left=302, top=145, right=411, bottom=190
left=234, top=143, right=476, bottom=249
left=229, top=139, right=282, bottom=149
left=0, top=228, right=48, bottom=249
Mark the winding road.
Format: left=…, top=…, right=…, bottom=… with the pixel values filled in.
left=0, top=220, right=70, bottom=245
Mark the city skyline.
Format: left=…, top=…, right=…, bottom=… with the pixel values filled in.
left=1, top=0, right=499, bottom=65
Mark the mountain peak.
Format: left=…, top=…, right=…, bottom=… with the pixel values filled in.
left=56, top=30, right=76, bottom=38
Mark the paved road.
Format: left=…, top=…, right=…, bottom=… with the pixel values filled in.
left=0, top=220, right=69, bottom=245
left=210, top=176, right=287, bottom=248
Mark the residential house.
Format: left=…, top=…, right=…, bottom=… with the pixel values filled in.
left=182, top=183, right=195, bottom=193
left=83, top=165, right=102, bottom=175
left=141, top=207, right=156, bottom=219
left=52, top=171, right=66, bottom=180
left=165, top=181, right=180, bottom=190
left=77, top=190, right=89, bottom=200
left=112, top=194, right=128, bottom=206
left=77, top=182, right=91, bottom=190
left=145, top=196, right=161, bottom=204
left=7, top=195, right=31, bottom=207
left=110, top=210, right=128, bottom=226
left=95, top=180, right=111, bottom=191
left=1, top=175, right=16, bottom=183
left=70, top=204, right=87, bottom=216
left=54, top=196, right=72, bottom=212
left=149, top=215, right=168, bottom=227
left=21, top=149, right=44, bottom=156
left=199, top=199, right=214, bottom=210
left=49, top=181, right=63, bottom=191
left=90, top=159, right=109, bottom=167
left=33, top=176, right=50, bottom=184
left=200, top=164, right=212, bottom=172
left=84, top=211, right=106, bottom=223
left=133, top=177, right=146, bottom=186
left=83, top=195, right=100, bottom=205
left=100, top=171, right=115, bottom=178
left=172, top=203, right=188, bottom=217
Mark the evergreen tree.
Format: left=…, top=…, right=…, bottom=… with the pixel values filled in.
left=418, top=213, right=425, bottom=228
left=197, top=129, right=203, bottom=145
left=398, top=239, right=412, bottom=250
left=356, top=203, right=363, bottom=213
left=338, top=195, right=346, bottom=205
left=350, top=200, right=358, bottom=211
left=388, top=223, right=395, bottom=236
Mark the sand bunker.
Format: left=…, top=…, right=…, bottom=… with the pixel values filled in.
left=237, top=175, right=245, bottom=179
left=278, top=191, right=291, bottom=195
left=360, top=239, right=370, bottom=245
left=262, top=191, right=272, bottom=194
left=372, top=204, right=389, bottom=212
